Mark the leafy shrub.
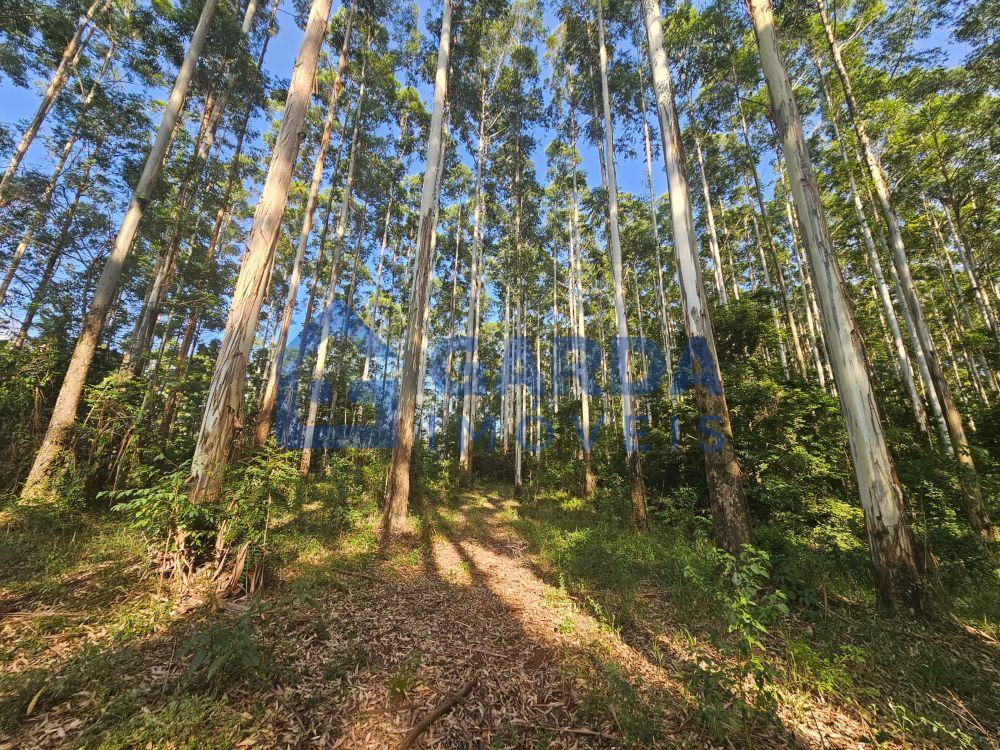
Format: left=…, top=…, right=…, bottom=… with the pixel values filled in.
left=0, top=342, right=64, bottom=495
left=183, top=610, right=268, bottom=687
left=684, top=545, right=789, bottom=742
left=104, top=447, right=302, bottom=589
left=104, top=463, right=213, bottom=556
left=217, top=447, right=301, bottom=557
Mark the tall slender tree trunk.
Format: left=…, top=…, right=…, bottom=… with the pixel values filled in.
left=744, top=184, right=790, bottom=378
left=186, top=0, right=334, bottom=506
left=255, top=11, right=357, bottom=446
left=292, top=115, right=352, bottom=380
left=535, top=331, right=543, bottom=455
left=300, top=67, right=367, bottom=473
left=514, top=295, right=524, bottom=492
left=20, top=0, right=221, bottom=504
left=931, top=140, right=999, bottom=335
left=551, top=242, right=560, bottom=413
left=198, top=0, right=271, bottom=159
left=510, top=141, right=527, bottom=487
left=630, top=265, right=652, bottom=425
left=749, top=0, right=924, bottom=606
left=810, top=54, right=931, bottom=432
left=928, top=232, right=992, bottom=402
left=734, top=86, right=807, bottom=377
left=816, top=0, right=992, bottom=544
left=202, top=1, right=278, bottom=268
left=688, top=119, right=728, bottom=305
left=381, top=0, right=452, bottom=536
left=0, top=40, right=115, bottom=307
left=325, top=207, right=367, bottom=437
left=568, top=100, right=596, bottom=495
left=15, top=159, right=95, bottom=347
left=501, top=287, right=512, bottom=454
left=460, top=90, right=488, bottom=481
left=126, top=0, right=274, bottom=374
left=641, top=0, right=749, bottom=550
left=361, top=189, right=398, bottom=381
left=0, top=0, right=110, bottom=205
left=162, top=0, right=281, bottom=436
left=938, top=200, right=997, bottom=335
left=0, top=137, right=77, bottom=307
left=441, top=205, right=463, bottom=438
left=782, top=187, right=826, bottom=389
left=124, top=90, right=221, bottom=372
left=717, top=200, right=742, bottom=301
left=640, top=101, right=675, bottom=391
left=162, top=57, right=277, bottom=438
left=413, top=106, right=450, bottom=441
left=469, top=278, right=483, bottom=449
left=596, top=0, right=647, bottom=529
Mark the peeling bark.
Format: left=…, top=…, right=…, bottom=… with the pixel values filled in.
left=749, top=0, right=924, bottom=607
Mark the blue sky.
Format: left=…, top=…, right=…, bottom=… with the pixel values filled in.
left=0, top=0, right=972, bottom=342
left=1, top=0, right=971, bottom=211
left=0, top=0, right=650, bottom=223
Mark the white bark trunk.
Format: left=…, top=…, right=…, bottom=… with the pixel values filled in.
left=640, top=105, right=675, bottom=392
left=186, top=0, right=333, bottom=505
left=641, top=0, right=748, bottom=549
left=382, top=0, right=452, bottom=535
left=816, top=0, right=992, bottom=543
left=460, top=100, right=488, bottom=478
left=596, top=0, right=647, bottom=527
left=690, top=123, right=728, bottom=305
left=750, top=0, right=924, bottom=605
left=256, top=11, right=357, bottom=446
left=300, top=68, right=367, bottom=472
left=0, top=0, right=109, bottom=205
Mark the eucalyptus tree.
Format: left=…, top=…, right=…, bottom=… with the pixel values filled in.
left=0, top=0, right=111, bottom=205
left=900, top=73, right=999, bottom=329
left=0, top=36, right=115, bottom=308
left=809, top=53, right=935, bottom=441
left=815, top=0, right=993, bottom=544
left=123, top=0, right=274, bottom=375
left=13, top=157, right=97, bottom=348
left=544, top=36, right=598, bottom=494
left=639, top=0, right=750, bottom=552
left=300, top=30, right=403, bottom=472
left=21, top=0, right=223, bottom=504
left=158, top=2, right=284, bottom=440
left=559, top=0, right=649, bottom=525
left=745, top=0, right=924, bottom=608
left=458, top=33, right=545, bottom=486
left=452, top=0, right=542, bottom=482
left=673, top=4, right=793, bottom=374
left=255, top=2, right=358, bottom=447
left=355, top=88, right=425, bottom=385
left=382, top=0, right=453, bottom=536
left=1, top=2, right=169, bottom=344
left=187, top=0, right=337, bottom=508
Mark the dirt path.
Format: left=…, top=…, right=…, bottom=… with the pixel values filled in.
left=298, top=485, right=699, bottom=748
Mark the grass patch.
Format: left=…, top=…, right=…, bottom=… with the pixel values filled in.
left=506, top=486, right=1000, bottom=747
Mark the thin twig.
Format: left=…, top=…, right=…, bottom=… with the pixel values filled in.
left=395, top=678, right=476, bottom=749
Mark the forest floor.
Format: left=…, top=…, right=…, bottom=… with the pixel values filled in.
left=0, top=480, right=998, bottom=748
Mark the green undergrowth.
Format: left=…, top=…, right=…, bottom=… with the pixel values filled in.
left=1, top=466, right=997, bottom=748
left=500, top=485, right=1000, bottom=748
